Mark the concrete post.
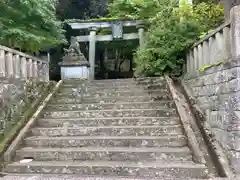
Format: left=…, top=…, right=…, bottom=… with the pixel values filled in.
left=6, top=52, right=14, bottom=78
left=0, top=49, right=6, bottom=78
left=197, top=44, right=203, bottom=70
left=20, top=57, right=27, bottom=80
left=230, top=4, right=240, bottom=58
left=32, top=60, right=38, bottom=78
left=202, top=41, right=209, bottom=66
left=27, top=58, right=33, bottom=78
left=208, top=37, right=214, bottom=64
left=37, top=61, right=42, bottom=80
left=221, top=0, right=231, bottom=20
left=89, top=27, right=97, bottom=80
left=14, top=54, right=20, bottom=79
left=137, top=24, right=145, bottom=49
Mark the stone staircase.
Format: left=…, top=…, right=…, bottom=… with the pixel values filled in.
left=3, top=78, right=209, bottom=179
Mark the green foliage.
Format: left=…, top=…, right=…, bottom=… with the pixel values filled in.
left=0, top=0, right=66, bottom=52
left=134, top=2, right=200, bottom=77
left=108, top=0, right=224, bottom=77
left=193, top=2, right=224, bottom=33
left=108, top=0, right=176, bottom=20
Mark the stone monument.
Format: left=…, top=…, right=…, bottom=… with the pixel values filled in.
left=59, top=37, right=90, bottom=79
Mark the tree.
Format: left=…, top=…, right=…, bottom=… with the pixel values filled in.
left=56, top=0, right=108, bottom=20
left=0, top=0, right=66, bottom=52
left=107, top=0, right=224, bottom=77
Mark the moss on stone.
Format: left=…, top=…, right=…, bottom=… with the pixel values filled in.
left=199, top=61, right=224, bottom=72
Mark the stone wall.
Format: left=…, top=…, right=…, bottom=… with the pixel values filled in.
left=184, top=58, right=240, bottom=174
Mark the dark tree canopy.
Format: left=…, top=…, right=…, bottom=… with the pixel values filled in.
left=56, top=0, right=108, bottom=20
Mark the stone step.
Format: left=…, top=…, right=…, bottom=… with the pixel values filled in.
left=30, top=125, right=183, bottom=137
left=2, top=175, right=225, bottom=180
left=57, top=89, right=170, bottom=97
left=5, top=160, right=207, bottom=178
left=15, top=147, right=192, bottom=161
left=24, top=135, right=187, bottom=148
left=53, top=92, right=172, bottom=101
left=54, top=92, right=171, bottom=101
left=46, top=101, right=175, bottom=111
left=63, top=77, right=165, bottom=83
left=51, top=95, right=172, bottom=104
left=60, top=83, right=168, bottom=91
left=37, top=117, right=181, bottom=127
left=62, top=77, right=165, bottom=86
left=42, top=109, right=177, bottom=119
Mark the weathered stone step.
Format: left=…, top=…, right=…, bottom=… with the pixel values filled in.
left=37, top=117, right=181, bottom=127
left=24, top=135, right=187, bottom=148
left=53, top=92, right=172, bottom=101
left=43, top=109, right=177, bottom=118
left=60, top=83, right=168, bottom=91
left=5, top=160, right=207, bottom=178
left=57, top=89, right=170, bottom=97
left=54, top=93, right=171, bottom=101
left=46, top=101, right=175, bottom=111
left=63, top=77, right=165, bottom=83
left=1, top=175, right=221, bottom=180
left=52, top=95, right=172, bottom=104
left=30, top=125, right=183, bottom=137
left=15, top=147, right=192, bottom=161
left=62, top=77, right=165, bottom=86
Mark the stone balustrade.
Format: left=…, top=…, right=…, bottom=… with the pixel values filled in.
left=0, top=45, right=50, bottom=140
left=0, top=45, right=49, bottom=81
left=186, top=22, right=231, bottom=75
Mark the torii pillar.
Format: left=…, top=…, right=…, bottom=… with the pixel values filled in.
left=89, top=27, right=97, bottom=80
left=137, top=23, right=145, bottom=49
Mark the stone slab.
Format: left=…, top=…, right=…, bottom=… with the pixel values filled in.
left=30, top=125, right=183, bottom=137
left=55, top=92, right=171, bottom=100
left=46, top=101, right=175, bottom=111
left=24, top=135, right=187, bottom=148
left=15, top=147, right=192, bottom=161
left=61, top=81, right=167, bottom=88
left=57, top=89, right=170, bottom=97
left=42, top=109, right=177, bottom=118
left=37, top=117, right=181, bottom=128
left=52, top=95, right=173, bottom=104
left=1, top=175, right=238, bottom=180
left=4, top=160, right=207, bottom=178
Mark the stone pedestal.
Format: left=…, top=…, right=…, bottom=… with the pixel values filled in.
left=59, top=60, right=90, bottom=80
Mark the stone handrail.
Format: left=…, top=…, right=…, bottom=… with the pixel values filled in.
left=186, top=22, right=231, bottom=75
left=0, top=45, right=49, bottom=81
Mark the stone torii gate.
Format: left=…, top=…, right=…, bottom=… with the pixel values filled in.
left=67, top=20, right=145, bottom=80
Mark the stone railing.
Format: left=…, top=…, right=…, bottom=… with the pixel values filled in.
left=186, top=22, right=231, bottom=75
left=0, top=45, right=49, bottom=81
left=0, top=45, right=50, bottom=145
